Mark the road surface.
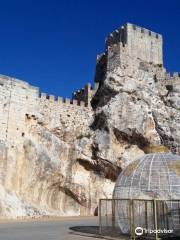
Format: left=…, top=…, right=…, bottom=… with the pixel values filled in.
left=0, top=217, right=100, bottom=240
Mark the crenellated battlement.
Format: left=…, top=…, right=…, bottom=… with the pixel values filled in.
left=129, top=24, right=161, bottom=38
left=105, top=26, right=126, bottom=47
left=105, top=23, right=163, bottom=65
left=162, top=72, right=180, bottom=86
left=0, top=74, right=95, bottom=109
left=39, top=92, right=87, bottom=107
left=72, top=82, right=99, bottom=105
left=38, top=81, right=99, bottom=108
left=105, top=23, right=162, bottom=47
left=166, top=72, right=180, bottom=78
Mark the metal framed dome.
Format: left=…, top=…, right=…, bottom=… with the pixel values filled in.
left=113, top=153, right=180, bottom=235
left=113, top=153, right=180, bottom=200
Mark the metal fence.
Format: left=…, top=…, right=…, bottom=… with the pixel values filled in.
left=99, top=199, right=180, bottom=239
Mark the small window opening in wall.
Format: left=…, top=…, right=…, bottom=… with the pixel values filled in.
left=22, top=132, right=25, bottom=137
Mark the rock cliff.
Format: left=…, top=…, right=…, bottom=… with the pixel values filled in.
left=0, top=23, right=179, bottom=218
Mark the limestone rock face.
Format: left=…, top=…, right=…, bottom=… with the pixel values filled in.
left=0, top=23, right=180, bottom=218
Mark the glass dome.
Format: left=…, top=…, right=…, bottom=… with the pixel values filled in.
left=113, top=153, right=180, bottom=234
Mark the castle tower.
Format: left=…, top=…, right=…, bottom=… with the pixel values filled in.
left=95, top=23, right=163, bottom=83
left=106, top=23, right=163, bottom=65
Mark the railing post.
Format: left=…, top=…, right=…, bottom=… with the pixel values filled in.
left=145, top=201, right=148, bottom=232
left=129, top=199, right=132, bottom=239
left=165, top=201, right=169, bottom=230
left=132, top=199, right=136, bottom=240
left=153, top=199, right=158, bottom=240
left=99, top=199, right=102, bottom=235
left=112, top=199, right=115, bottom=229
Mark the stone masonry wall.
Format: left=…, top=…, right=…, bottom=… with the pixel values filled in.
left=125, top=23, right=163, bottom=65
left=38, top=94, right=92, bottom=139
left=0, top=75, right=92, bottom=147
left=0, top=75, right=39, bottom=146
left=105, top=23, right=163, bottom=65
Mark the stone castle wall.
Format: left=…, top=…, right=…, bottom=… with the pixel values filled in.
left=162, top=72, right=180, bottom=86
left=72, top=82, right=99, bottom=105
left=125, top=23, right=163, bottom=65
left=106, top=23, right=163, bottom=65
left=38, top=93, right=93, bottom=138
left=95, top=23, right=163, bottom=84
left=0, top=75, right=93, bottom=147
left=0, top=75, right=39, bottom=145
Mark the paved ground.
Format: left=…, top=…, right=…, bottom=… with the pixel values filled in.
left=0, top=217, right=101, bottom=240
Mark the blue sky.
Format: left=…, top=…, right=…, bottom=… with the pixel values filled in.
left=0, top=0, right=179, bottom=98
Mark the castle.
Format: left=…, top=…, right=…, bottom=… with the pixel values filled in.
left=95, top=23, right=179, bottom=86
left=0, top=23, right=179, bottom=145
left=0, top=23, right=179, bottom=147
left=0, top=23, right=180, bottom=218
